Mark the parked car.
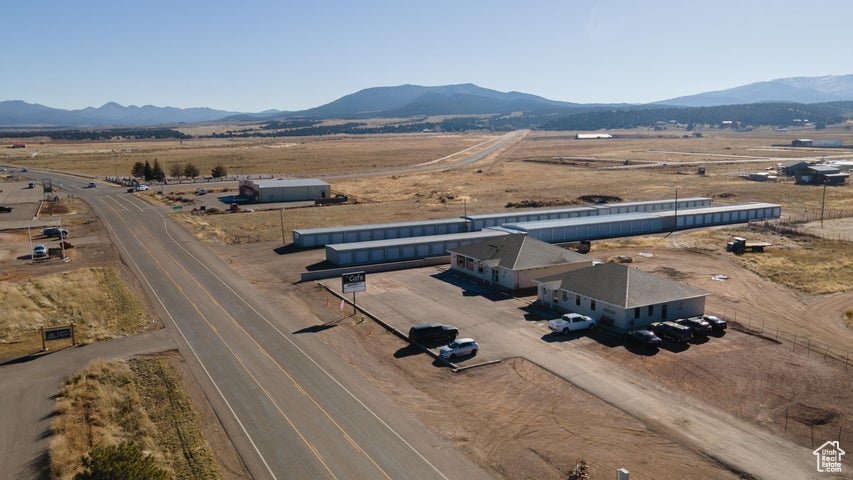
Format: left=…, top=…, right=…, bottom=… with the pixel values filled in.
left=87, top=182, right=97, bottom=188
left=702, top=315, right=728, bottom=330
left=408, top=323, right=459, bottom=344
left=623, top=329, right=662, bottom=347
left=41, top=227, right=69, bottom=238
left=439, top=338, right=479, bottom=359
left=675, top=317, right=712, bottom=336
left=135, top=184, right=149, bottom=191
left=197, top=189, right=207, bottom=195
left=27, top=182, right=35, bottom=189
left=0, top=206, right=12, bottom=213
left=33, top=244, right=47, bottom=257
left=548, top=313, right=596, bottom=334
left=650, top=321, right=693, bottom=343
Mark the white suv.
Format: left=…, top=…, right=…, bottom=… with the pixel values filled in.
left=548, top=313, right=596, bottom=334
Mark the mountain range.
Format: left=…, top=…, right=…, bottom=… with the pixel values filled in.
left=2, top=75, right=852, bottom=128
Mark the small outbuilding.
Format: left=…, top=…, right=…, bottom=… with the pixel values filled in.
left=448, top=234, right=595, bottom=291
left=534, top=263, right=709, bottom=331
left=239, top=179, right=330, bottom=203
left=793, top=165, right=849, bottom=186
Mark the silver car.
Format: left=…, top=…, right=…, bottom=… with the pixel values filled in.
left=439, top=338, right=479, bottom=359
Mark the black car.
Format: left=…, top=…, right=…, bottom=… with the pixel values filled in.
left=41, top=227, right=69, bottom=238
left=408, top=323, right=459, bottom=344
left=675, top=317, right=712, bottom=336
left=702, top=315, right=728, bottom=330
left=0, top=206, right=12, bottom=213
left=623, top=329, right=662, bottom=347
left=651, top=321, right=693, bottom=343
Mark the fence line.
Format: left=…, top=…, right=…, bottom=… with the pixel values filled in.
left=726, top=315, right=851, bottom=372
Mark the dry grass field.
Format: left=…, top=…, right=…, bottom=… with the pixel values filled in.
left=3, top=125, right=851, bottom=479
left=49, top=356, right=221, bottom=480
left=0, top=267, right=150, bottom=358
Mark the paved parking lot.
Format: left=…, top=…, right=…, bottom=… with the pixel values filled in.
left=0, top=179, right=48, bottom=224
left=334, top=265, right=602, bottom=364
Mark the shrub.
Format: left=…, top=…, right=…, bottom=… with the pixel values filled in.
left=74, top=442, right=169, bottom=480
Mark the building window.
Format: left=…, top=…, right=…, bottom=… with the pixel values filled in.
left=477, top=262, right=484, bottom=274
left=591, top=300, right=596, bottom=311
left=648, top=305, right=654, bottom=316
left=466, top=258, right=474, bottom=270
left=553, top=291, right=559, bottom=303
left=634, top=307, right=640, bottom=319
left=576, top=295, right=581, bottom=306
left=456, top=255, right=465, bottom=267
left=562, top=291, right=568, bottom=301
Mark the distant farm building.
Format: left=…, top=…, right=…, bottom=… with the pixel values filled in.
left=792, top=139, right=813, bottom=147
left=534, top=263, right=709, bottom=331
left=238, top=179, right=330, bottom=203
left=10, top=143, right=26, bottom=148
left=787, top=163, right=849, bottom=186
left=576, top=133, right=613, bottom=139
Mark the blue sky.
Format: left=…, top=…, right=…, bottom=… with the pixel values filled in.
left=4, top=1, right=852, bottom=112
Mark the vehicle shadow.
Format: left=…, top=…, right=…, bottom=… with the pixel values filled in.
left=394, top=344, right=425, bottom=359
left=623, top=343, right=661, bottom=356
left=708, top=329, right=727, bottom=338
left=688, top=335, right=711, bottom=345
left=659, top=341, right=690, bottom=353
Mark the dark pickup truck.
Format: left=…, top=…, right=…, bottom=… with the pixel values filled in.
left=0, top=206, right=12, bottom=213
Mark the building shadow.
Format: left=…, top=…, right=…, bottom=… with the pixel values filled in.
left=430, top=270, right=516, bottom=302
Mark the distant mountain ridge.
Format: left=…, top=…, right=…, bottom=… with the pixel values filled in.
left=657, top=75, right=853, bottom=107
left=2, top=75, right=853, bottom=127
left=0, top=100, right=239, bottom=127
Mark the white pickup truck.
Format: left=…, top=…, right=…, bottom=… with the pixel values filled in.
left=548, top=313, right=596, bottom=334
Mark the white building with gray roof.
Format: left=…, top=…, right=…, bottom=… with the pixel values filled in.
left=534, top=263, right=709, bottom=330
left=448, top=234, right=595, bottom=290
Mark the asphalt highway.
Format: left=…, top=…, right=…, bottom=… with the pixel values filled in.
left=3, top=175, right=492, bottom=480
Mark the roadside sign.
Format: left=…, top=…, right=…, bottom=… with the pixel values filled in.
left=44, top=326, right=72, bottom=340
left=41, top=324, right=76, bottom=350
left=342, top=271, right=366, bottom=293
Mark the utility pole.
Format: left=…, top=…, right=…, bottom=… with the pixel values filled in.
left=820, top=179, right=828, bottom=228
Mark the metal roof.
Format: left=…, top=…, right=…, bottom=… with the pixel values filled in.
left=326, top=229, right=509, bottom=251
left=463, top=206, right=597, bottom=221
left=249, top=179, right=329, bottom=188
left=501, top=212, right=661, bottom=231
left=650, top=203, right=780, bottom=217
left=295, top=217, right=467, bottom=235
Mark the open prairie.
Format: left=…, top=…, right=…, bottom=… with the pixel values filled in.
left=2, top=124, right=852, bottom=479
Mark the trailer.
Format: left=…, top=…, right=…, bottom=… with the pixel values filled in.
left=726, top=237, right=773, bottom=254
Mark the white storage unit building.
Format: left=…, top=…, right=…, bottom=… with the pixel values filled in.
left=239, top=179, right=330, bottom=203
left=662, top=203, right=782, bottom=229
left=502, top=213, right=664, bottom=243
left=463, top=206, right=599, bottom=231
left=293, top=218, right=469, bottom=248
left=325, top=229, right=511, bottom=267
left=593, top=197, right=711, bottom=214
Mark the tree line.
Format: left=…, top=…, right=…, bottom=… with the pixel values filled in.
left=130, top=159, right=227, bottom=181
